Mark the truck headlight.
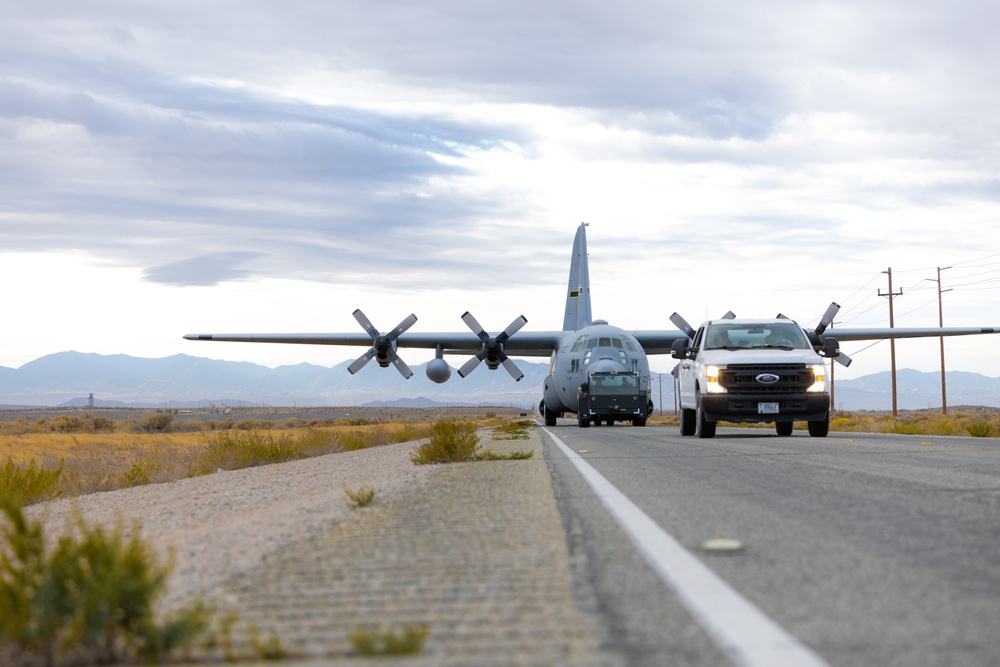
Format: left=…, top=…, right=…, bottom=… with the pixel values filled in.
left=705, top=365, right=727, bottom=394
left=807, top=364, right=826, bottom=393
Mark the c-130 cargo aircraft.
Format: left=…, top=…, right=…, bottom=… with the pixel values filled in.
left=186, top=223, right=999, bottom=427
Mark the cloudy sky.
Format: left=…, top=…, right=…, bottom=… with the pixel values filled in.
left=3, top=0, right=1000, bottom=383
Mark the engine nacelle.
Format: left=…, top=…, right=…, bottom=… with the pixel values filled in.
left=426, top=358, right=452, bottom=383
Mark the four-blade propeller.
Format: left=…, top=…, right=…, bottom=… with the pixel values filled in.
left=457, top=312, right=528, bottom=381
left=347, top=309, right=417, bottom=378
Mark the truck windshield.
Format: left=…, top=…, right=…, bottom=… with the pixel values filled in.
left=705, top=323, right=810, bottom=350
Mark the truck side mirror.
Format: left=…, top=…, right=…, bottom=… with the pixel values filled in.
left=670, top=338, right=691, bottom=360
left=821, top=336, right=841, bottom=358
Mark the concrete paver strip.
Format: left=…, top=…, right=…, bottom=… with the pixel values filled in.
left=201, top=428, right=620, bottom=665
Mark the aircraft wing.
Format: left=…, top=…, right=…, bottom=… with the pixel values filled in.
left=631, top=330, right=691, bottom=354
left=813, top=326, right=999, bottom=342
left=622, top=326, right=1000, bottom=352
left=183, top=331, right=564, bottom=357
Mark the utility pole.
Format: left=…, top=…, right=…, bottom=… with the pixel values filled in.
left=927, top=266, right=952, bottom=413
left=878, top=268, right=903, bottom=417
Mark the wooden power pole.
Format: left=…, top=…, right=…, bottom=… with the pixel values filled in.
left=928, top=266, right=952, bottom=413
left=879, top=268, right=903, bottom=417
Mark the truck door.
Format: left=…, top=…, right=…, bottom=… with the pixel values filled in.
left=678, top=326, right=704, bottom=406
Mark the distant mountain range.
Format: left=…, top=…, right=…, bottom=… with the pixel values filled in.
left=0, top=351, right=547, bottom=409
left=1, top=351, right=999, bottom=411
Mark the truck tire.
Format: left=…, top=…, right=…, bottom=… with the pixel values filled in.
left=695, top=395, right=716, bottom=439
left=808, top=413, right=830, bottom=437
left=679, top=408, right=696, bottom=436
left=632, top=418, right=647, bottom=426
left=775, top=421, right=794, bottom=436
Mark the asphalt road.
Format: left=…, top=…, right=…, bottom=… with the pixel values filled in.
left=541, top=422, right=1000, bottom=667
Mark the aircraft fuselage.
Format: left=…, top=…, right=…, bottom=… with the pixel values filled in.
left=542, top=320, right=651, bottom=421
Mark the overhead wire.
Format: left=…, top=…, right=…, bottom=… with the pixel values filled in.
left=834, top=251, right=1000, bottom=328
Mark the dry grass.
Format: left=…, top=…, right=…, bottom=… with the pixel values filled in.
left=0, top=410, right=521, bottom=502
left=651, top=409, right=1000, bottom=437
left=828, top=410, right=1000, bottom=437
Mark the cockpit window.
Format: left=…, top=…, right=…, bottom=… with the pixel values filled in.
left=587, top=337, right=618, bottom=348
left=705, top=323, right=810, bottom=350
left=571, top=335, right=589, bottom=352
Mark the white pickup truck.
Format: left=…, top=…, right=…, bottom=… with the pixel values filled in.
left=670, top=316, right=843, bottom=438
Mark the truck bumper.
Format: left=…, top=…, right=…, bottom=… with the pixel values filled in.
left=699, top=393, right=829, bottom=423
left=579, top=398, right=649, bottom=419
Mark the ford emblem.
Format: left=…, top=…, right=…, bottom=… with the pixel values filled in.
left=755, top=373, right=780, bottom=384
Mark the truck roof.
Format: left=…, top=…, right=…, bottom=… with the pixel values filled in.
left=702, top=317, right=801, bottom=326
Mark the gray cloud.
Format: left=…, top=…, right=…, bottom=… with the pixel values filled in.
left=143, top=252, right=267, bottom=286
left=1, top=0, right=999, bottom=297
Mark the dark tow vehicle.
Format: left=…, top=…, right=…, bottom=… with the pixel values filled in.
left=577, top=370, right=652, bottom=427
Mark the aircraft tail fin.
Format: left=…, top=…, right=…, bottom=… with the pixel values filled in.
left=562, top=223, right=593, bottom=331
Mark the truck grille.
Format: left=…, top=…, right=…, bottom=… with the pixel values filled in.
left=719, top=364, right=813, bottom=394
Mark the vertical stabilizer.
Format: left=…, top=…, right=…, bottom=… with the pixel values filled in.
left=562, top=223, right=593, bottom=331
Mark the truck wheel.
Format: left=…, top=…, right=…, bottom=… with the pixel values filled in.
left=605, top=419, right=614, bottom=426
left=579, top=418, right=591, bottom=428
left=775, top=421, right=794, bottom=436
left=679, top=408, right=696, bottom=436
left=695, top=396, right=716, bottom=439
left=632, top=418, right=646, bottom=427
left=808, top=413, right=830, bottom=437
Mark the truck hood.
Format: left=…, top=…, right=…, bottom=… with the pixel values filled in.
left=697, top=348, right=823, bottom=366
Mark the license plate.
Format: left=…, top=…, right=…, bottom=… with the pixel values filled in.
left=758, top=402, right=779, bottom=414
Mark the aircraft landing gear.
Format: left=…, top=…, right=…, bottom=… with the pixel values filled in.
left=541, top=401, right=557, bottom=427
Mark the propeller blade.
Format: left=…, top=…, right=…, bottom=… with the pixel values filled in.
left=461, top=311, right=489, bottom=341
left=388, top=313, right=418, bottom=340
left=499, top=315, right=528, bottom=341
left=669, top=312, right=696, bottom=338
left=457, top=354, right=484, bottom=378
left=390, top=353, right=414, bottom=379
left=834, top=352, right=852, bottom=367
left=348, top=348, right=378, bottom=375
left=815, top=302, right=840, bottom=336
left=353, top=309, right=379, bottom=340
left=721, top=311, right=736, bottom=320
left=500, top=356, right=524, bottom=382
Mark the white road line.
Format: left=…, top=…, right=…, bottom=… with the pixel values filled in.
left=544, top=427, right=829, bottom=667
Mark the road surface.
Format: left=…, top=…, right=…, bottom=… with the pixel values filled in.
left=542, top=422, right=1000, bottom=667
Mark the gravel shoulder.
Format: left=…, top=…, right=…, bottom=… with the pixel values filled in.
left=28, top=439, right=432, bottom=613
left=26, top=427, right=619, bottom=665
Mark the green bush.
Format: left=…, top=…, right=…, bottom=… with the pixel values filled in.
left=50, top=416, right=85, bottom=433
left=192, top=429, right=307, bottom=474
left=139, top=411, right=175, bottom=433
left=0, top=457, right=63, bottom=507
left=0, top=501, right=209, bottom=665
left=410, top=420, right=481, bottom=464
left=967, top=422, right=994, bottom=437
left=411, top=419, right=535, bottom=464
left=345, top=486, right=376, bottom=508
